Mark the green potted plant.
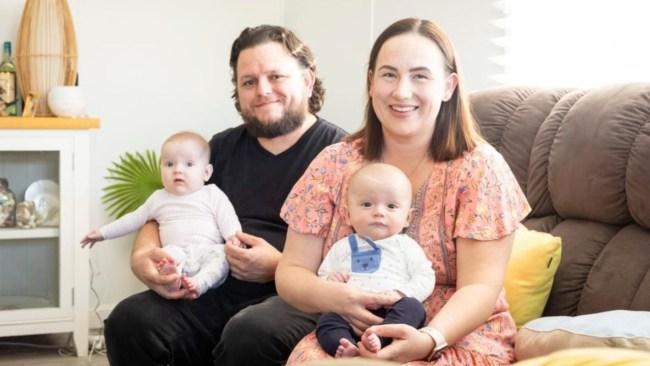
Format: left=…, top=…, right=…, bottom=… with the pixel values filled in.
left=102, top=150, right=163, bottom=218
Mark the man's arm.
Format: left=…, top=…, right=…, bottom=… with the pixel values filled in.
left=131, top=221, right=191, bottom=299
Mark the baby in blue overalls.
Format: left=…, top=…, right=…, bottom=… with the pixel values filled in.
left=316, top=163, right=435, bottom=358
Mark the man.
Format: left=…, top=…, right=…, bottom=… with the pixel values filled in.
left=104, top=25, right=346, bottom=366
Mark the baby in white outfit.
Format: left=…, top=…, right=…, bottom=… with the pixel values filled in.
left=316, top=163, right=435, bottom=358
left=81, top=131, right=241, bottom=298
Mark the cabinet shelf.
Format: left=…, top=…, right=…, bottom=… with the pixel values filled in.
left=0, top=295, right=52, bottom=311
left=0, top=227, right=60, bottom=240
left=0, top=117, right=100, bottom=129
left=0, top=123, right=95, bottom=356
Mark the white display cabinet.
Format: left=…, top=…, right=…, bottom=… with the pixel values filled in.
left=0, top=117, right=99, bottom=356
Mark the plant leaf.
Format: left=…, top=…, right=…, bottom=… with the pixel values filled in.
left=101, top=149, right=163, bottom=219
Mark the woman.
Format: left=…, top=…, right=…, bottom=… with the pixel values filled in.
left=277, top=18, right=530, bottom=365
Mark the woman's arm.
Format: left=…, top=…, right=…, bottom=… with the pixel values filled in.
left=130, top=221, right=190, bottom=299
left=429, top=232, right=514, bottom=344
left=359, top=232, right=515, bottom=362
left=276, top=229, right=390, bottom=331
left=276, top=229, right=328, bottom=311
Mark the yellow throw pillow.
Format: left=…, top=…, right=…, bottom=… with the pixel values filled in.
left=512, top=347, right=650, bottom=366
left=504, top=225, right=562, bottom=328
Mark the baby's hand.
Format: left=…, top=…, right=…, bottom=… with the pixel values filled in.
left=80, top=229, right=104, bottom=248
left=326, top=271, right=350, bottom=283
left=227, top=234, right=245, bottom=248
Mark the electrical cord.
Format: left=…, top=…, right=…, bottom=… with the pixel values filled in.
left=88, top=255, right=107, bottom=361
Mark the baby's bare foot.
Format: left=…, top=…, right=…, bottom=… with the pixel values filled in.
left=157, top=259, right=176, bottom=276
left=335, top=338, right=359, bottom=358
left=361, top=330, right=381, bottom=353
left=181, top=276, right=200, bottom=299
left=158, top=260, right=181, bottom=291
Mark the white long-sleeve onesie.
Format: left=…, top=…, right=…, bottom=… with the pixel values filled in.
left=317, top=234, right=435, bottom=302
left=100, top=184, right=241, bottom=295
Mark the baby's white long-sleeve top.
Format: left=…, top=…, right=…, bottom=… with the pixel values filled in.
left=99, top=184, right=241, bottom=247
left=318, top=234, right=435, bottom=302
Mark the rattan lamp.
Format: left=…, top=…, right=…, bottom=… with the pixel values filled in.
left=16, top=0, right=78, bottom=116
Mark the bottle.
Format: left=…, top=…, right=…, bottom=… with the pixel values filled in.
left=0, top=178, right=17, bottom=227
left=0, top=41, right=18, bottom=116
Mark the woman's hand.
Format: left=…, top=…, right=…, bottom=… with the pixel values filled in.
left=278, top=230, right=399, bottom=334
left=378, top=290, right=404, bottom=307
left=326, top=271, right=350, bottom=283
left=358, top=324, right=434, bottom=362
left=336, top=286, right=396, bottom=335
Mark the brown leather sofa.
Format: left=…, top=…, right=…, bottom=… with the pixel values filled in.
left=470, top=84, right=650, bottom=318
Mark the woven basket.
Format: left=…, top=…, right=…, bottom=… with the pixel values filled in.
left=16, top=0, right=78, bottom=116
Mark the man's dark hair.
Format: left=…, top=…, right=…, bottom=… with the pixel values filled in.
left=229, top=25, right=325, bottom=113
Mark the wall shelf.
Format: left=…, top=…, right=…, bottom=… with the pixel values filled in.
left=0, top=117, right=100, bottom=130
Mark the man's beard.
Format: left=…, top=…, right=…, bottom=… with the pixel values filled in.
left=242, top=109, right=305, bottom=138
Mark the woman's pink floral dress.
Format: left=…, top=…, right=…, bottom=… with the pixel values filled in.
left=280, top=140, right=531, bottom=365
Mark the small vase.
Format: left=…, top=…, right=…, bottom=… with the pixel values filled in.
left=0, top=178, right=17, bottom=227
left=48, top=86, right=85, bottom=117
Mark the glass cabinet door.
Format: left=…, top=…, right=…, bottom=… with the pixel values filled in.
left=0, top=135, right=74, bottom=323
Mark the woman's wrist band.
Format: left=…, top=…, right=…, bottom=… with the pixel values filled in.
left=419, top=326, right=448, bottom=361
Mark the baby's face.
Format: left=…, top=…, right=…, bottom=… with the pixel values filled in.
left=160, top=140, right=212, bottom=196
left=347, top=176, right=411, bottom=241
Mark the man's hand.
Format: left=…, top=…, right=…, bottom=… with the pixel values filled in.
left=131, top=246, right=191, bottom=299
left=225, top=231, right=281, bottom=283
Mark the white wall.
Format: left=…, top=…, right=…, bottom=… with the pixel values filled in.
left=372, top=0, right=505, bottom=91
left=504, top=0, right=650, bottom=87
left=71, top=0, right=285, bottom=315
left=285, top=0, right=505, bottom=133
left=0, top=0, right=500, bottom=325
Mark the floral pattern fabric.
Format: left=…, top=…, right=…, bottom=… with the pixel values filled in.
left=280, top=140, right=531, bottom=365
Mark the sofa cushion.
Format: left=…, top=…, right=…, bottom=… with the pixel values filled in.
left=470, top=84, right=650, bottom=317
left=505, top=226, right=562, bottom=328
left=548, top=85, right=650, bottom=226
left=526, top=90, right=584, bottom=218
left=542, top=220, right=619, bottom=315
left=627, top=121, right=650, bottom=229
left=578, top=225, right=650, bottom=314
left=514, top=310, right=650, bottom=361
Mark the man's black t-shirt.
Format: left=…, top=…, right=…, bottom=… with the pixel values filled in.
left=208, top=118, right=346, bottom=298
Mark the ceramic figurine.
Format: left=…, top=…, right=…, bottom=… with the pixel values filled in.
left=16, top=200, right=37, bottom=229
left=0, top=178, right=16, bottom=227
